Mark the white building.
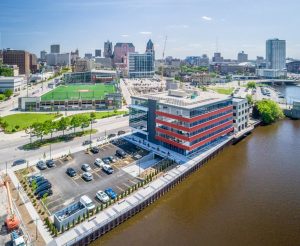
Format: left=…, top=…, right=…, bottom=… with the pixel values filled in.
left=256, top=69, right=287, bottom=78
left=266, top=38, right=286, bottom=70
left=94, top=57, right=112, bottom=69
left=232, top=97, right=249, bottom=132
left=0, top=76, right=25, bottom=93
left=46, top=53, right=70, bottom=66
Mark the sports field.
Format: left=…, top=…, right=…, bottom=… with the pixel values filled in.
left=41, top=84, right=116, bottom=101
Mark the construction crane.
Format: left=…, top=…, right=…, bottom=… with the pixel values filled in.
left=0, top=175, right=20, bottom=231
left=161, top=35, right=168, bottom=81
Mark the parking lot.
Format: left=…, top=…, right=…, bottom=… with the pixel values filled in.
left=38, top=139, right=149, bottom=214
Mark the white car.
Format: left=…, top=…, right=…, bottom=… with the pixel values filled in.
left=96, top=190, right=110, bottom=203
left=94, top=158, right=105, bottom=168
left=81, top=163, right=91, bottom=172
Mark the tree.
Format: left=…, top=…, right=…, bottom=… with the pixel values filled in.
left=4, top=89, right=13, bottom=98
left=70, top=115, right=82, bottom=134
left=254, top=99, right=284, bottom=124
left=31, top=122, right=44, bottom=140
left=0, top=67, right=13, bottom=76
left=57, top=117, right=70, bottom=136
left=43, top=120, right=54, bottom=138
left=246, top=94, right=254, bottom=106
left=80, top=116, right=90, bottom=132
left=247, top=81, right=256, bottom=89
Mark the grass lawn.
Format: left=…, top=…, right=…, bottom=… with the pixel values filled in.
left=66, top=110, right=128, bottom=120
left=0, top=113, right=60, bottom=133
left=41, top=84, right=116, bottom=101
left=210, top=87, right=234, bottom=95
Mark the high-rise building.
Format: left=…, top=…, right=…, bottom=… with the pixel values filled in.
left=30, top=54, right=39, bottom=73
left=237, top=51, right=248, bottom=63
left=113, top=43, right=135, bottom=64
left=71, top=49, right=79, bottom=65
left=50, top=44, right=60, bottom=54
left=266, top=38, right=286, bottom=70
left=40, top=50, right=47, bottom=61
left=146, top=39, right=154, bottom=57
left=84, top=53, right=93, bottom=59
left=3, top=49, right=30, bottom=75
left=212, top=52, right=223, bottom=63
left=104, top=40, right=113, bottom=58
left=127, top=52, right=154, bottom=78
left=46, top=53, right=70, bottom=66
left=0, top=50, right=3, bottom=64
left=95, top=49, right=101, bottom=57
left=185, top=55, right=209, bottom=66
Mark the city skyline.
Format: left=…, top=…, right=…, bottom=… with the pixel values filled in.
left=0, top=0, right=300, bottom=59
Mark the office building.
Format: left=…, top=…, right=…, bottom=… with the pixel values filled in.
left=74, top=58, right=95, bottom=72
left=40, top=50, right=47, bottom=61
left=127, top=52, right=154, bottom=78
left=0, top=76, right=25, bottom=93
left=95, top=57, right=112, bottom=69
left=50, top=44, right=60, bottom=54
left=185, top=55, right=209, bottom=66
left=46, top=53, right=70, bottom=66
left=71, top=49, right=79, bottom=65
left=212, top=52, right=224, bottom=63
left=113, top=43, right=135, bottom=64
left=95, top=49, right=101, bottom=57
left=3, top=49, right=30, bottom=75
left=30, top=54, right=39, bottom=73
left=266, top=38, right=286, bottom=70
left=104, top=40, right=113, bottom=58
left=129, top=89, right=233, bottom=156
left=237, top=51, right=248, bottom=63
left=0, top=50, right=3, bottom=64
left=256, top=69, right=286, bottom=78
left=146, top=39, right=155, bottom=59
left=232, top=97, right=249, bottom=132
left=286, top=60, right=300, bottom=73
left=84, top=53, right=93, bottom=59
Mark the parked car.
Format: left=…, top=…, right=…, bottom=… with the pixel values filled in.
left=117, top=130, right=126, bottom=135
left=66, top=168, right=77, bottom=177
left=104, top=188, right=117, bottom=199
left=34, top=182, right=52, bottom=195
left=37, top=189, right=53, bottom=199
left=82, top=172, right=93, bottom=181
left=108, top=156, right=116, bottom=163
left=36, top=179, right=50, bottom=188
left=29, top=175, right=44, bottom=184
left=80, top=195, right=95, bottom=210
left=36, top=160, right=47, bottom=170
left=94, top=158, right=105, bottom=168
left=81, top=163, right=91, bottom=172
left=82, top=140, right=92, bottom=146
left=96, top=190, right=110, bottom=203
left=90, top=146, right=100, bottom=154
left=102, top=158, right=111, bottom=165
left=108, top=133, right=116, bottom=139
left=116, top=149, right=126, bottom=158
left=46, top=159, right=55, bottom=168
left=12, top=159, right=27, bottom=167
left=102, top=164, right=114, bottom=174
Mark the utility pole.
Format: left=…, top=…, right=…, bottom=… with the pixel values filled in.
left=89, top=120, right=92, bottom=148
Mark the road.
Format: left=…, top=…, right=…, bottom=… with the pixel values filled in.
left=0, top=116, right=130, bottom=170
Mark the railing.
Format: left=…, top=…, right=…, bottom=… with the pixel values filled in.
left=61, top=138, right=232, bottom=246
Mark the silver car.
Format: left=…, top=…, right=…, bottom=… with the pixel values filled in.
left=82, top=172, right=93, bottom=181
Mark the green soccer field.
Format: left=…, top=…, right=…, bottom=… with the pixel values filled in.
left=41, top=84, right=116, bottom=101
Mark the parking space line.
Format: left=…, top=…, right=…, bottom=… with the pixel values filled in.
left=122, top=182, right=131, bottom=188
left=70, top=176, right=80, bottom=186
left=115, top=185, right=125, bottom=193
left=128, top=179, right=138, bottom=185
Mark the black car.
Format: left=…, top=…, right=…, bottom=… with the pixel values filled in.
left=90, top=146, right=100, bottom=154
left=37, top=189, right=53, bottom=199
left=34, top=183, right=52, bottom=195
left=12, top=159, right=27, bottom=167
left=117, top=130, right=126, bottom=135
left=46, top=159, right=55, bottom=168
left=66, top=168, right=77, bottom=177
left=108, top=133, right=116, bottom=139
left=29, top=176, right=44, bottom=185
left=116, top=149, right=126, bottom=158
left=102, top=158, right=111, bottom=165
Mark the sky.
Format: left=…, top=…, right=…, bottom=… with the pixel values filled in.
left=0, top=0, right=299, bottom=60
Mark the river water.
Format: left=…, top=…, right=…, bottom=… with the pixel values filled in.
left=93, top=86, right=300, bottom=246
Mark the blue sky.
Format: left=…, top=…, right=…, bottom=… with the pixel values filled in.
left=0, top=0, right=299, bottom=59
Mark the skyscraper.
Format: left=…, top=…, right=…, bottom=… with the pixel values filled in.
left=95, top=49, right=101, bottom=57
left=40, top=50, right=47, bottom=61
left=3, top=49, right=30, bottom=75
left=266, top=39, right=286, bottom=70
left=50, top=44, right=60, bottom=54
left=113, top=43, right=135, bottom=64
left=237, top=51, right=248, bottom=63
left=104, top=40, right=113, bottom=58
left=146, top=39, right=155, bottom=60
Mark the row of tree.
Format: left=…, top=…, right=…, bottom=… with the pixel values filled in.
left=27, top=112, right=96, bottom=141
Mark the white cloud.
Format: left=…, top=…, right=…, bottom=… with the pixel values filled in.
left=121, top=34, right=129, bottom=37
left=139, top=31, right=152, bottom=35
left=168, top=24, right=189, bottom=29
left=202, top=16, right=212, bottom=21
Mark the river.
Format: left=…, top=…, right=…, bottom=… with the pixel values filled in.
left=92, top=85, right=300, bottom=246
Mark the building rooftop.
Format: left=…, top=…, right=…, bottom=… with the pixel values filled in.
left=133, top=89, right=230, bottom=109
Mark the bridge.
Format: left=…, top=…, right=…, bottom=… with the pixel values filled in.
left=255, top=79, right=300, bottom=85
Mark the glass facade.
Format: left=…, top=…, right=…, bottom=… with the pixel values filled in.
left=128, top=52, right=154, bottom=78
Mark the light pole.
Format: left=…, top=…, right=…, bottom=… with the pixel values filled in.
left=89, top=119, right=93, bottom=148
left=49, top=144, right=52, bottom=160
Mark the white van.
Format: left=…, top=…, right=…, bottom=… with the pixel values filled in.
left=80, top=195, right=95, bottom=211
